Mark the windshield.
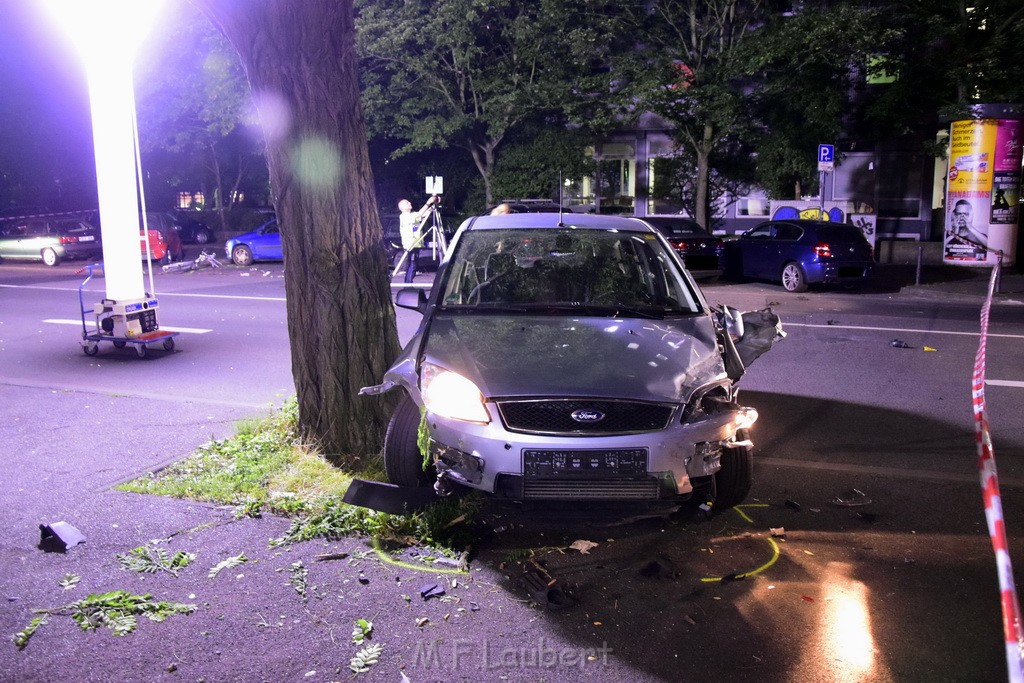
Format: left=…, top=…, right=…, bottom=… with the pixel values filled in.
left=438, top=228, right=702, bottom=315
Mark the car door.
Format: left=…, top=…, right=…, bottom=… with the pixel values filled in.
left=3, top=220, right=47, bottom=260
left=252, top=221, right=283, bottom=260
left=768, top=223, right=804, bottom=276
left=737, top=223, right=775, bottom=278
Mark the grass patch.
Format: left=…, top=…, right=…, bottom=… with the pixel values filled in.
left=117, top=397, right=478, bottom=551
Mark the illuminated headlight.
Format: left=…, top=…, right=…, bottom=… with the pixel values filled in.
left=421, top=363, right=490, bottom=424
left=735, top=407, right=758, bottom=430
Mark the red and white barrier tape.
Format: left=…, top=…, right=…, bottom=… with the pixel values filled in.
left=972, top=255, right=1024, bottom=682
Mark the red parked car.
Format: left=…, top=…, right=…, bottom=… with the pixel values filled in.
left=140, top=212, right=184, bottom=264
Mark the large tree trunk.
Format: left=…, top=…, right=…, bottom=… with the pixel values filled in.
left=195, top=0, right=402, bottom=464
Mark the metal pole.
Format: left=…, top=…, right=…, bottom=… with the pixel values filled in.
left=819, top=170, right=825, bottom=218
left=921, top=242, right=929, bottom=286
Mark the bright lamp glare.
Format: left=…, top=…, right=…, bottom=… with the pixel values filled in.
left=421, top=364, right=490, bottom=424
left=42, top=1, right=166, bottom=66
left=735, top=407, right=758, bottom=430
left=40, top=0, right=166, bottom=302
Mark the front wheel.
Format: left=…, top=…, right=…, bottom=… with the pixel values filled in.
left=781, top=263, right=808, bottom=293
left=714, top=429, right=753, bottom=511
left=194, top=230, right=210, bottom=245
left=231, top=244, right=253, bottom=266
left=163, top=337, right=175, bottom=351
left=383, top=395, right=435, bottom=487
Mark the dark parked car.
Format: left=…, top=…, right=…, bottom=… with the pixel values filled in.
left=171, top=211, right=214, bottom=244
left=0, top=216, right=101, bottom=266
left=642, top=216, right=725, bottom=282
left=225, top=218, right=282, bottom=265
left=364, top=213, right=784, bottom=509
left=724, top=220, right=875, bottom=292
left=484, top=200, right=563, bottom=214
left=382, top=212, right=453, bottom=272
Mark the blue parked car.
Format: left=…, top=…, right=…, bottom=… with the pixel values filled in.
left=226, top=218, right=282, bottom=266
left=723, top=220, right=874, bottom=292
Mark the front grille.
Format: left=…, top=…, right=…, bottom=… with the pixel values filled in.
left=498, top=400, right=674, bottom=435
left=523, top=478, right=660, bottom=500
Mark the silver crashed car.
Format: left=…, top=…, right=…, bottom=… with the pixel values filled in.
left=364, top=213, right=784, bottom=511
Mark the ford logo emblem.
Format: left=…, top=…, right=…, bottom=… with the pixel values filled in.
left=571, top=410, right=605, bottom=423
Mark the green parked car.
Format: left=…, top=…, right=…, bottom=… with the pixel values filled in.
left=0, top=216, right=102, bottom=266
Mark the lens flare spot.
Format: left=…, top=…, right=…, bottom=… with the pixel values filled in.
left=292, top=137, right=343, bottom=191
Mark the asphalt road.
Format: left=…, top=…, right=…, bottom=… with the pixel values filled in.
left=1, top=257, right=1023, bottom=683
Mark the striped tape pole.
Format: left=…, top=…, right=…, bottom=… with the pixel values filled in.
left=972, top=254, right=1024, bottom=682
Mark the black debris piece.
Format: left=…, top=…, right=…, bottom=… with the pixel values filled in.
left=38, top=522, right=86, bottom=553
left=890, top=339, right=913, bottom=349
left=784, top=499, right=802, bottom=512
left=420, top=583, right=446, bottom=600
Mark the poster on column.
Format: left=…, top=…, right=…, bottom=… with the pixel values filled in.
left=944, top=118, right=1022, bottom=266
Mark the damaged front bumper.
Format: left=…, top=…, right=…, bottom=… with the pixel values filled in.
left=423, top=402, right=754, bottom=502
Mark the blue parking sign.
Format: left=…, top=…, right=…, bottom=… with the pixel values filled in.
left=818, top=144, right=835, bottom=163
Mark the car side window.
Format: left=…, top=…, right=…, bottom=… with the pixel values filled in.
left=775, top=224, right=802, bottom=241
left=746, top=225, right=773, bottom=239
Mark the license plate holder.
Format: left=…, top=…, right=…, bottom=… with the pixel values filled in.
left=523, top=449, right=647, bottom=477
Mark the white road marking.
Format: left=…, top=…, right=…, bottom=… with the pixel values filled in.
left=43, top=319, right=212, bottom=334
left=988, top=380, right=1024, bottom=388
left=0, top=283, right=285, bottom=302
left=760, top=456, right=1024, bottom=489
left=785, top=321, right=1024, bottom=340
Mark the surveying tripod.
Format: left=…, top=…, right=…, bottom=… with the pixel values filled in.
left=391, top=201, right=449, bottom=278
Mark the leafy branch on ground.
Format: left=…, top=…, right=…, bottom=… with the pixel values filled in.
left=208, top=553, right=248, bottom=579
left=352, top=618, right=373, bottom=644
left=115, top=396, right=482, bottom=551
left=58, top=573, right=81, bottom=590
left=117, top=545, right=195, bottom=577
left=350, top=643, right=383, bottom=674
left=12, top=590, right=195, bottom=650
left=288, top=561, right=308, bottom=602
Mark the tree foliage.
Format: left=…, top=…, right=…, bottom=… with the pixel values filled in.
left=612, top=0, right=767, bottom=227
left=355, top=0, right=616, bottom=206
left=136, top=2, right=266, bottom=226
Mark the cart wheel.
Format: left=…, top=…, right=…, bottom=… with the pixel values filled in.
left=135, top=345, right=147, bottom=359
left=163, top=337, right=175, bottom=352
left=83, top=343, right=99, bottom=356
left=113, top=340, right=127, bottom=349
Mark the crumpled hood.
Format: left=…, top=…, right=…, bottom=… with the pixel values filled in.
left=422, top=314, right=726, bottom=403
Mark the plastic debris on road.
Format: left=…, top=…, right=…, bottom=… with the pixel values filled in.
left=569, top=540, right=599, bottom=554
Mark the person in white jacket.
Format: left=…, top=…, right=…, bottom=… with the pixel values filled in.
left=398, top=195, right=437, bottom=283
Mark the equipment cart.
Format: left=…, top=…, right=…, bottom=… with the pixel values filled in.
left=77, top=263, right=179, bottom=358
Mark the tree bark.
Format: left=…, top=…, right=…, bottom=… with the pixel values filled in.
left=194, top=0, right=402, bottom=464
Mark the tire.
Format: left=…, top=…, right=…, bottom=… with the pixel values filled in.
left=383, top=395, right=435, bottom=487
left=781, top=262, right=808, bottom=293
left=41, top=248, right=60, bottom=267
left=194, top=230, right=210, bottom=245
left=112, top=340, right=127, bottom=349
left=83, top=343, right=99, bottom=356
left=231, top=244, right=254, bottom=266
left=714, top=429, right=753, bottom=510
left=163, top=337, right=175, bottom=351
left=135, top=344, right=147, bottom=359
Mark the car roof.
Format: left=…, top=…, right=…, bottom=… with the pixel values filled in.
left=461, top=212, right=659, bottom=233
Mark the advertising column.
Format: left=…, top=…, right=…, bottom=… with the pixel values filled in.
left=943, top=105, right=1022, bottom=267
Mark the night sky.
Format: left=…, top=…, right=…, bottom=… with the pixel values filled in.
left=0, top=1, right=97, bottom=213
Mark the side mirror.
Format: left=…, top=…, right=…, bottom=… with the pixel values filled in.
left=719, top=305, right=745, bottom=340
left=395, top=287, right=428, bottom=313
